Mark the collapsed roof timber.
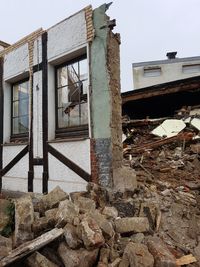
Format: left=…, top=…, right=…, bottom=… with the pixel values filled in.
left=0, top=3, right=122, bottom=194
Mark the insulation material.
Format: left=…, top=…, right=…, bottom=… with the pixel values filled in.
left=151, top=119, right=186, bottom=138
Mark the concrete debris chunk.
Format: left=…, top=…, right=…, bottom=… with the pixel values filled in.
left=102, top=206, right=118, bottom=219
left=151, top=119, right=186, bottom=138
left=79, top=216, right=105, bottom=249
left=147, top=236, right=177, bottom=267
left=0, top=200, right=11, bottom=233
left=63, top=223, right=82, bottom=249
left=14, top=195, right=34, bottom=247
left=56, top=199, right=79, bottom=228
left=35, top=186, right=69, bottom=214
left=123, top=242, right=154, bottom=267
left=176, top=254, right=197, bottom=265
left=26, top=251, right=59, bottom=267
left=115, top=217, right=149, bottom=234
left=113, top=166, right=137, bottom=193
left=0, top=235, right=12, bottom=260
left=74, top=196, right=96, bottom=213
left=58, top=242, right=99, bottom=267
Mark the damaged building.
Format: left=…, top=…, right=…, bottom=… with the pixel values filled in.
left=0, top=4, right=122, bottom=194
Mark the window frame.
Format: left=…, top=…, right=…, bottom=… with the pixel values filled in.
left=55, top=55, right=89, bottom=139
left=10, top=78, right=29, bottom=142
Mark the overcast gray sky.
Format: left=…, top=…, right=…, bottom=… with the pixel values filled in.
left=1, top=0, right=200, bottom=92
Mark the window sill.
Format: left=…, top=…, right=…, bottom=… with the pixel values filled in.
left=55, top=124, right=89, bottom=139
left=48, top=136, right=89, bottom=144
left=2, top=142, right=29, bottom=147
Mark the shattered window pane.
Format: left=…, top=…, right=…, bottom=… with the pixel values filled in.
left=56, top=56, right=88, bottom=129
left=12, top=80, right=29, bottom=135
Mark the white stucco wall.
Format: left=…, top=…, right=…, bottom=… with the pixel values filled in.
left=133, top=59, right=200, bottom=89
left=33, top=71, right=43, bottom=158
left=2, top=145, right=29, bottom=192
left=4, top=44, right=29, bottom=81
left=47, top=10, right=87, bottom=62
left=2, top=9, right=91, bottom=194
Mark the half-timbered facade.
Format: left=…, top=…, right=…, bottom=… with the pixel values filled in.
left=0, top=4, right=122, bottom=193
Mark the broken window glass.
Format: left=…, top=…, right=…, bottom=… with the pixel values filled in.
left=56, top=56, right=88, bottom=129
left=12, top=80, right=29, bottom=135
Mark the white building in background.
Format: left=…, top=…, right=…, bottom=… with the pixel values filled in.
left=132, top=52, right=200, bottom=89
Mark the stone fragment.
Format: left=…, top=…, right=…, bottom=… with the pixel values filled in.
left=41, top=247, right=65, bottom=267
left=113, top=166, right=137, bottom=193
left=99, top=248, right=110, bottom=264
left=63, top=223, right=82, bottom=249
left=113, top=200, right=135, bottom=218
left=56, top=199, right=79, bottom=228
left=0, top=199, right=11, bottom=233
left=109, top=258, right=121, bottom=267
left=45, top=208, right=58, bottom=220
left=79, top=217, right=105, bottom=249
left=102, top=206, right=118, bottom=219
left=130, top=233, right=144, bottom=243
left=26, top=251, right=58, bottom=267
left=89, top=210, right=115, bottom=239
left=70, top=191, right=89, bottom=202
left=87, top=182, right=109, bottom=208
left=35, top=186, right=69, bottom=214
left=74, top=196, right=96, bottom=213
left=115, top=217, right=149, bottom=234
left=32, top=216, right=55, bottom=235
left=58, top=242, right=99, bottom=267
left=0, top=235, right=12, bottom=260
left=14, top=195, right=34, bottom=247
left=147, top=236, right=177, bottom=267
left=123, top=242, right=154, bottom=267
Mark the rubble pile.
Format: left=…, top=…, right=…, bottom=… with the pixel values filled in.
left=123, top=106, right=200, bottom=188
left=0, top=179, right=200, bottom=267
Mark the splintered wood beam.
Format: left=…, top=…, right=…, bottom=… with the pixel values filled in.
left=0, top=228, right=64, bottom=267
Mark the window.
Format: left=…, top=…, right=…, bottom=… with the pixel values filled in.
left=143, top=67, right=161, bottom=77
left=55, top=55, right=88, bottom=138
left=11, top=79, right=29, bottom=138
left=182, top=64, right=200, bottom=74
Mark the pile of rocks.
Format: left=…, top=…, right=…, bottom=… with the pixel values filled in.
left=0, top=182, right=199, bottom=267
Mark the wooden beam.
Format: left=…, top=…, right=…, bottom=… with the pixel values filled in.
left=0, top=228, right=64, bottom=267
left=42, top=32, right=49, bottom=194
left=122, top=83, right=200, bottom=104
left=48, top=144, right=90, bottom=182
left=1, top=146, right=29, bottom=176
left=28, top=73, right=34, bottom=192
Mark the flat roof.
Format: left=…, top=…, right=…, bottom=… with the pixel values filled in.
left=132, top=56, right=200, bottom=68
left=122, top=75, right=200, bottom=103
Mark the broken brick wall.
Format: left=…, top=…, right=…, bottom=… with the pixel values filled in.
left=90, top=4, right=122, bottom=187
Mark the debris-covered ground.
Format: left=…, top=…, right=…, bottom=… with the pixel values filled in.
left=0, top=107, right=200, bottom=266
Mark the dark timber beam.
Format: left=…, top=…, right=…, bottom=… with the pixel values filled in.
left=1, top=145, right=29, bottom=177
left=42, top=32, right=49, bottom=194
left=28, top=74, right=34, bottom=192
left=48, top=144, right=90, bottom=182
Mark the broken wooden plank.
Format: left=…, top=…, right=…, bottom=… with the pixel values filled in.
left=176, top=254, right=197, bottom=265
left=131, top=132, right=194, bottom=154
left=0, top=228, right=64, bottom=267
